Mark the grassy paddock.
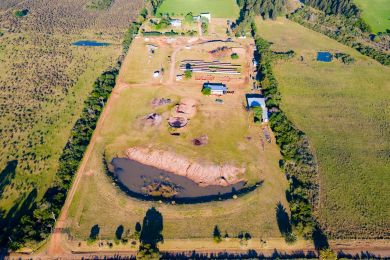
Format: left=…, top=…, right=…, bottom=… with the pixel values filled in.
left=156, top=0, right=240, bottom=18
left=256, top=17, right=390, bottom=238
left=354, top=0, right=390, bottom=33
left=67, top=37, right=289, bottom=241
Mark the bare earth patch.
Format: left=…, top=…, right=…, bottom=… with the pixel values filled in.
left=125, top=147, right=245, bottom=186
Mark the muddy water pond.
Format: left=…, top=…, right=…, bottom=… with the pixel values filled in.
left=111, top=158, right=254, bottom=202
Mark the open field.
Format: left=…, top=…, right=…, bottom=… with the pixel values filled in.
left=0, top=0, right=143, bottom=246
left=256, top=17, right=390, bottom=238
left=354, top=0, right=390, bottom=33
left=64, top=31, right=291, bottom=245
left=156, top=0, right=240, bottom=18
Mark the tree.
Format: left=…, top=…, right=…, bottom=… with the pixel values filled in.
left=201, top=87, right=211, bottom=95
left=184, top=12, right=194, bottom=24
left=213, top=225, right=222, bottom=243
left=184, top=69, right=192, bottom=79
left=115, top=225, right=124, bottom=241
left=139, top=207, right=163, bottom=248
left=231, top=53, right=239, bottom=59
left=319, top=248, right=337, bottom=260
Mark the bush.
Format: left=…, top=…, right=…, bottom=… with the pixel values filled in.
left=14, top=9, right=28, bottom=17
left=231, top=53, right=239, bottom=59
left=184, top=69, right=192, bottom=79
left=201, top=87, right=211, bottom=95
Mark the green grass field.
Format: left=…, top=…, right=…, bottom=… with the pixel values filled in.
left=156, top=0, right=240, bottom=18
left=256, top=17, right=390, bottom=238
left=354, top=0, right=390, bottom=33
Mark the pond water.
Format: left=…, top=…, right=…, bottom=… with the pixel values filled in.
left=72, top=40, right=110, bottom=47
left=111, top=158, right=254, bottom=202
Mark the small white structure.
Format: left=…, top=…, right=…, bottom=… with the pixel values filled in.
left=170, top=19, right=182, bottom=27
left=153, top=71, right=160, bottom=78
left=176, top=74, right=183, bottom=81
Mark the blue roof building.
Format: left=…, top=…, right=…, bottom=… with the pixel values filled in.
left=246, top=93, right=269, bottom=122
left=203, top=83, right=227, bottom=95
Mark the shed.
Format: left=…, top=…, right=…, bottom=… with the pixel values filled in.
left=203, top=83, right=227, bottom=95
left=246, top=93, right=268, bottom=122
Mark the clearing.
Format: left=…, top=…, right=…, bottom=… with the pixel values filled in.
left=255, top=17, right=390, bottom=238
left=354, top=0, right=390, bottom=33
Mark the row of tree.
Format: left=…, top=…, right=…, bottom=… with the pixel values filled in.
left=237, top=0, right=286, bottom=20
left=251, top=22, right=328, bottom=249
left=1, top=0, right=158, bottom=250
left=300, top=0, right=360, bottom=17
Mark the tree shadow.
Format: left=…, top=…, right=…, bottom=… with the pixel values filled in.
left=312, top=224, right=329, bottom=250
left=116, top=225, right=124, bottom=240
left=275, top=201, right=292, bottom=235
left=0, top=188, right=37, bottom=246
left=89, top=224, right=100, bottom=240
left=0, top=160, right=18, bottom=196
left=140, top=207, right=163, bottom=249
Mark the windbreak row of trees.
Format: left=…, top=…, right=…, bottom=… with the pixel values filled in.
left=251, top=23, right=328, bottom=249
left=300, top=0, right=359, bottom=17
left=2, top=1, right=158, bottom=250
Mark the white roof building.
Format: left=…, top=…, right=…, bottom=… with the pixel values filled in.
left=170, top=19, right=182, bottom=27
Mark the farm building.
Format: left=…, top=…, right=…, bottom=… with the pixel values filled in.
left=246, top=94, right=269, bottom=122
left=317, top=52, right=333, bottom=62
left=170, top=19, right=182, bottom=27
left=203, top=83, right=227, bottom=95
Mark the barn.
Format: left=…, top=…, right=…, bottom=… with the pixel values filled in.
left=203, top=83, right=227, bottom=95
left=246, top=93, right=269, bottom=122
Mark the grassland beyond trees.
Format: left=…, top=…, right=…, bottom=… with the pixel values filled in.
left=156, top=0, right=240, bottom=18
left=0, top=0, right=143, bottom=247
left=256, top=17, right=390, bottom=239
left=354, top=0, right=390, bottom=33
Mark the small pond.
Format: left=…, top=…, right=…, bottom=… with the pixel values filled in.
left=111, top=158, right=258, bottom=203
left=72, top=40, right=110, bottom=47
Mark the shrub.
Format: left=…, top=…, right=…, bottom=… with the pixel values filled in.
left=201, top=87, right=211, bottom=95
left=14, top=9, right=28, bottom=18
left=231, top=53, right=239, bottom=59
left=184, top=69, right=192, bottom=79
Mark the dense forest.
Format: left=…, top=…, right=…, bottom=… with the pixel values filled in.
left=237, top=0, right=286, bottom=20
left=300, top=0, right=360, bottom=17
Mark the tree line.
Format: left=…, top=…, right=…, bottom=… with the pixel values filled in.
left=300, top=0, right=360, bottom=17
left=250, top=22, right=329, bottom=249
left=0, top=0, right=158, bottom=250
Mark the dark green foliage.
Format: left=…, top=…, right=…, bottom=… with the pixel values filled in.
left=123, top=22, right=143, bottom=53
left=0, top=31, right=4, bottom=37
left=300, top=0, right=359, bottom=17
left=142, top=31, right=163, bottom=36
left=14, top=9, right=29, bottom=18
left=201, top=87, right=211, bottom=95
left=140, top=207, right=163, bottom=249
left=289, top=7, right=390, bottom=65
left=335, top=52, right=355, bottom=64
left=87, top=0, right=113, bottom=10
left=164, top=30, right=179, bottom=36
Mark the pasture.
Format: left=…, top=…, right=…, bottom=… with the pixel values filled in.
left=156, top=0, right=240, bottom=18
left=256, top=17, right=390, bottom=238
left=65, top=35, right=291, bottom=246
left=354, top=0, right=390, bottom=33
left=0, top=0, right=143, bottom=246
